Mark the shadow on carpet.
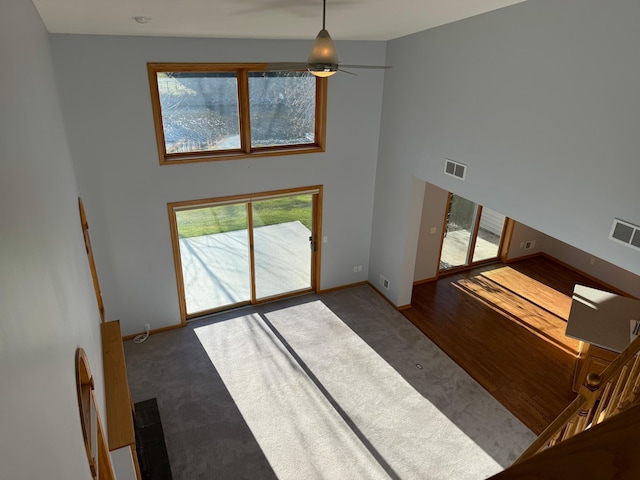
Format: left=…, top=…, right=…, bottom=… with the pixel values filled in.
left=134, top=398, right=173, bottom=480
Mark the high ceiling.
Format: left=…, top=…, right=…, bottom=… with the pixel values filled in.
left=32, top=0, right=525, bottom=41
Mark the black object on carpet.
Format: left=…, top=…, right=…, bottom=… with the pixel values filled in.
left=134, top=398, right=173, bottom=480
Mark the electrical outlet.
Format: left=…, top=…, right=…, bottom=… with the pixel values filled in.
left=380, top=274, right=390, bottom=290
left=357, top=265, right=362, bottom=272
left=353, top=266, right=358, bottom=273
left=590, top=258, right=595, bottom=265
left=144, top=323, right=150, bottom=332
left=430, top=227, right=437, bottom=234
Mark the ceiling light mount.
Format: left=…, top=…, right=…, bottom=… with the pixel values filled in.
left=132, top=16, right=152, bottom=24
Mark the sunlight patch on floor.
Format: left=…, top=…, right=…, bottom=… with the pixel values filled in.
left=452, top=266, right=579, bottom=356
left=194, top=300, right=503, bottom=480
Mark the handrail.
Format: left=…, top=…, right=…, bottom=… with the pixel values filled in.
left=513, top=333, right=640, bottom=464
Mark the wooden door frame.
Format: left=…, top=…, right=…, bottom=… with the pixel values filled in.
left=168, top=185, right=323, bottom=325
left=437, top=192, right=509, bottom=276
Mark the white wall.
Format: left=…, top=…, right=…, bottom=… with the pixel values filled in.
left=372, top=0, right=640, bottom=305
left=0, top=1, right=104, bottom=478
left=545, top=235, right=640, bottom=299
left=50, top=35, right=386, bottom=336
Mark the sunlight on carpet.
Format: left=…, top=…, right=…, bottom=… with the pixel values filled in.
left=194, top=300, right=504, bottom=480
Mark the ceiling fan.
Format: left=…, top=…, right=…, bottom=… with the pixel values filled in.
left=264, top=0, right=391, bottom=77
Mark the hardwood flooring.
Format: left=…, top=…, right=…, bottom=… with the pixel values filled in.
left=402, top=255, right=608, bottom=435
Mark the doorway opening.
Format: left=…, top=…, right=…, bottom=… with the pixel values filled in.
left=168, top=186, right=322, bottom=323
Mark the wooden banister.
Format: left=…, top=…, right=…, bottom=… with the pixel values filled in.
left=511, top=333, right=640, bottom=465
left=489, top=402, right=640, bottom=479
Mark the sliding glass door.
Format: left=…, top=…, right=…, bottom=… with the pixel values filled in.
left=170, top=187, right=321, bottom=321
left=252, top=195, right=314, bottom=299
left=440, top=194, right=506, bottom=272
left=175, top=202, right=252, bottom=314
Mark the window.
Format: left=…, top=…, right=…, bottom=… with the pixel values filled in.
left=148, top=63, right=327, bottom=164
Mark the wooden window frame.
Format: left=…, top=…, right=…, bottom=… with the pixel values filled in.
left=148, top=63, right=327, bottom=165
left=167, top=185, right=323, bottom=324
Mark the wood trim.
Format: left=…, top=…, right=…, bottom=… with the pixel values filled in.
left=573, top=343, right=617, bottom=393
left=541, top=252, right=638, bottom=299
left=169, top=185, right=323, bottom=212
left=499, top=217, right=515, bottom=263
left=158, top=145, right=325, bottom=165
left=76, top=348, right=116, bottom=480
left=122, top=322, right=183, bottom=341
left=312, top=186, right=323, bottom=293
left=413, top=275, right=438, bottom=286
left=79, top=198, right=105, bottom=322
left=167, top=203, right=188, bottom=327
left=147, top=64, right=169, bottom=167
left=467, top=204, right=482, bottom=264
left=101, top=320, right=136, bottom=451
left=438, top=193, right=509, bottom=276
left=97, top=412, right=116, bottom=480
left=315, top=76, right=328, bottom=151
left=317, top=281, right=368, bottom=295
left=247, top=201, right=257, bottom=302
left=149, top=63, right=269, bottom=73
left=147, top=63, right=327, bottom=165
left=168, top=185, right=323, bottom=324
left=236, top=68, right=252, bottom=154
left=502, top=251, right=542, bottom=264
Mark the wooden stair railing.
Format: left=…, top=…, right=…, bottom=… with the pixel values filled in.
left=511, top=333, right=640, bottom=466
left=489, top=401, right=640, bottom=479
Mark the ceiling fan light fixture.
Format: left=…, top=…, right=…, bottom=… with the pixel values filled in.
left=309, top=66, right=337, bottom=78
left=308, top=29, right=338, bottom=66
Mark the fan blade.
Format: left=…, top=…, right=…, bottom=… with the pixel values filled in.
left=264, top=62, right=310, bottom=71
left=339, top=64, right=392, bottom=69
left=336, top=67, right=357, bottom=75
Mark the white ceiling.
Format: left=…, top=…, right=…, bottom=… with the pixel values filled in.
left=32, top=0, right=525, bottom=41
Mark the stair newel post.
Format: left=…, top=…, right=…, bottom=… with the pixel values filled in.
left=568, top=373, right=602, bottom=438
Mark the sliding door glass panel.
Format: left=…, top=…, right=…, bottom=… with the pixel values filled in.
left=440, top=195, right=477, bottom=270
left=176, top=203, right=251, bottom=314
left=252, top=194, right=313, bottom=300
left=472, top=207, right=506, bottom=263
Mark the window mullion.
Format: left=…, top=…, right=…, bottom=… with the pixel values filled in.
left=237, top=69, right=252, bottom=154
left=315, top=78, right=327, bottom=151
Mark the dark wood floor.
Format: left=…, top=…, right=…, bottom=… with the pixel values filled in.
left=402, top=255, right=608, bottom=435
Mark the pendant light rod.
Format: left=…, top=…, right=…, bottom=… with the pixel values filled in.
left=322, top=0, right=326, bottom=30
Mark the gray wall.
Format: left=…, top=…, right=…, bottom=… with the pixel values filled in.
left=0, top=1, right=103, bottom=478
left=372, top=0, right=640, bottom=305
left=50, top=35, right=386, bottom=336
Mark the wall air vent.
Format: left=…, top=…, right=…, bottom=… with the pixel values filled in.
left=444, top=159, right=467, bottom=180
left=609, top=218, right=640, bottom=250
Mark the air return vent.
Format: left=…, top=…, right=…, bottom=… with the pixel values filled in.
left=444, top=159, right=467, bottom=180
left=609, top=218, right=640, bottom=250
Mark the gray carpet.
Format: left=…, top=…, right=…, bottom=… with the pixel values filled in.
left=124, top=285, right=535, bottom=479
